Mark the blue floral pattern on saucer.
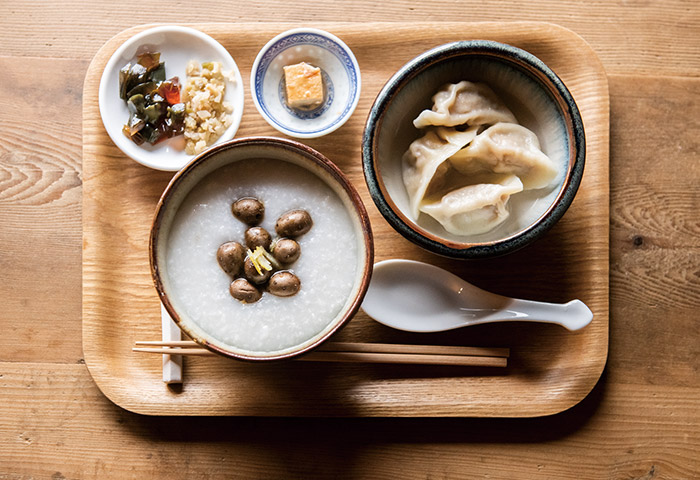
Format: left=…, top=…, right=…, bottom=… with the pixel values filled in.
left=251, top=29, right=361, bottom=138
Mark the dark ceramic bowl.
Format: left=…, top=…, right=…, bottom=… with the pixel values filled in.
left=150, top=137, right=373, bottom=361
left=362, top=40, right=585, bottom=259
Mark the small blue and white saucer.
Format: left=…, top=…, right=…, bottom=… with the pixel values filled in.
left=251, top=28, right=361, bottom=139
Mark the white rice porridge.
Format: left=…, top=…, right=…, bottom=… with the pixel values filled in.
left=165, top=158, right=358, bottom=353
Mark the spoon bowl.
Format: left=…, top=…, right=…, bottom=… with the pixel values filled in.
left=361, top=259, right=592, bottom=333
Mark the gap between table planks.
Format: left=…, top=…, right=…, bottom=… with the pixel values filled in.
left=82, top=22, right=609, bottom=417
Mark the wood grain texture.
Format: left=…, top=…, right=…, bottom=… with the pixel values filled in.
left=2, top=0, right=699, bottom=78
left=0, top=363, right=697, bottom=479
left=1, top=0, right=698, bottom=477
left=608, top=73, right=700, bottom=390
left=0, top=57, right=85, bottom=363
left=81, top=22, right=609, bottom=417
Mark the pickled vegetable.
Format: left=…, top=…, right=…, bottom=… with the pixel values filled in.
left=119, top=52, right=185, bottom=146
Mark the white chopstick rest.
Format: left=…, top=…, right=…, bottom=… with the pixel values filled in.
left=161, top=304, right=183, bottom=384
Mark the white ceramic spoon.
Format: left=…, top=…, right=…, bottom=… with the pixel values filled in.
left=361, top=259, right=593, bottom=333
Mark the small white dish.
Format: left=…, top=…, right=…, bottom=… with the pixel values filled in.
left=98, top=25, right=244, bottom=171
left=251, top=28, right=361, bottom=139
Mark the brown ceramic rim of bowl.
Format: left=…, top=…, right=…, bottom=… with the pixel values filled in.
left=150, top=136, right=374, bottom=361
left=362, top=40, right=585, bottom=258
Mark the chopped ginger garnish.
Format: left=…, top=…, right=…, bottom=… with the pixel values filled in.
left=247, top=246, right=281, bottom=275
left=247, top=247, right=272, bottom=275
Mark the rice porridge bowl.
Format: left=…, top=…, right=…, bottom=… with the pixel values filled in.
left=151, top=138, right=372, bottom=360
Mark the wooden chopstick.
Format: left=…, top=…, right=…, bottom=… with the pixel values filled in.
left=136, top=340, right=203, bottom=347
left=318, top=342, right=509, bottom=358
left=297, top=351, right=507, bottom=367
left=133, top=341, right=509, bottom=367
left=135, top=340, right=509, bottom=357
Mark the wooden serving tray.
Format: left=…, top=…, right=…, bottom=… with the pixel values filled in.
left=82, top=22, right=609, bottom=416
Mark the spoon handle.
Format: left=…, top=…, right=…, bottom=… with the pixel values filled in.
left=490, top=298, right=593, bottom=331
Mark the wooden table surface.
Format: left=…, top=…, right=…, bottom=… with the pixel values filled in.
left=1, top=1, right=698, bottom=478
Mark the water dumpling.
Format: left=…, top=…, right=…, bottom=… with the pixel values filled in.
left=402, top=126, right=479, bottom=217
left=402, top=80, right=561, bottom=237
left=419, top=175, right=524, bottom=235
left=448, top=122, right=558, bottom=190
left=413, top=81, right=517, bottom=129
